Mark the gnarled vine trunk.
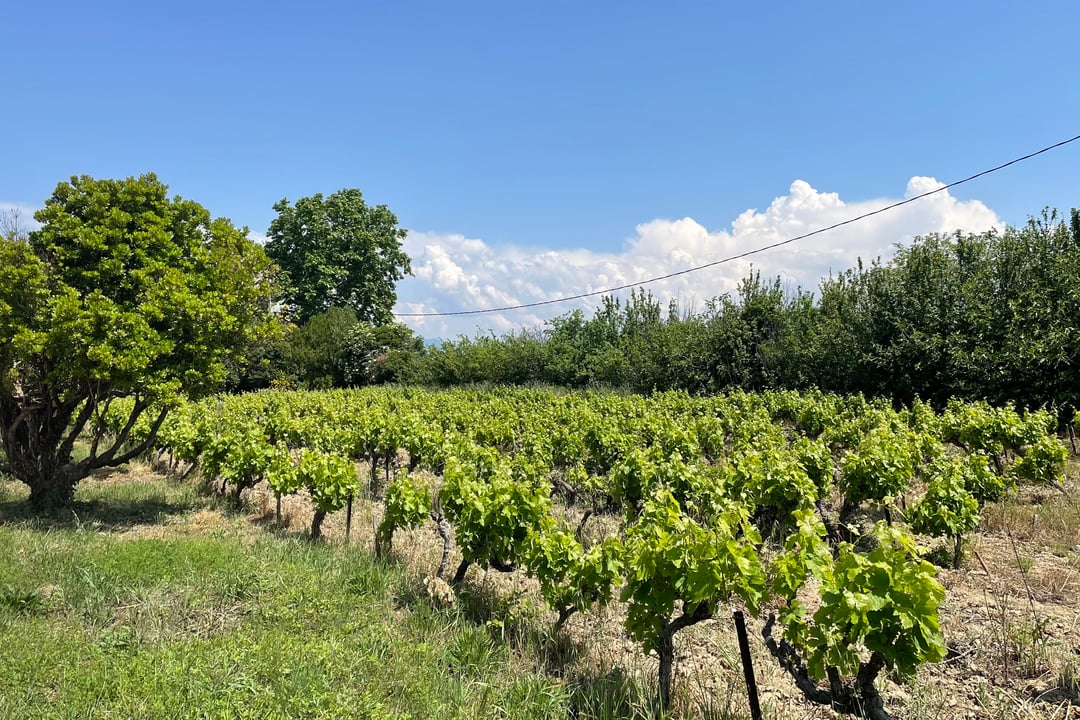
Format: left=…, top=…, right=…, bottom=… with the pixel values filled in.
left=656, top=600, right=713, bottom=712
left=762, top=614, right=893, bottom=720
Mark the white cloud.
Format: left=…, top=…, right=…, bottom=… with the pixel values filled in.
left=247, top=230, right=269, bottom=246
left=394, top=177, right=1002, bottom=340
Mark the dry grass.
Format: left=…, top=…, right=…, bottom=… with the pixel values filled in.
left=6, top=451, right=1080, bottom=719
left=227, top=458, right=1080, bottom=719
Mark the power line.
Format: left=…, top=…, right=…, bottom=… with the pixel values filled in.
left=395, top=132, right=1080, bottom=318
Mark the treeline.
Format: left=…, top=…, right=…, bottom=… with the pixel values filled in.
left=239, top=209, right=1080, bottom=415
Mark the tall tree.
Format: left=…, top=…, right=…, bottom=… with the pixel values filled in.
left=0, top=174, right=276, bottom=508
left=265, top=189, right=411, bottom=324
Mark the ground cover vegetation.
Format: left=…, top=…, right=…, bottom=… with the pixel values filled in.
left=64, top=385, right=1068, bottom=718
left=0, top=472, right=584, bottom=720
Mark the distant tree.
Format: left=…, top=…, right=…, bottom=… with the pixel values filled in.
left=0, top=174, right=276, bottom=508
left=266, top=189, right=411, bottom=324
left=283, top=307, right=362, bottom=389
left=1, top=207, right=31, bottom=242
left=272, top=307, right=424, bottom=389
left=355, top=321, right=426, bottom=385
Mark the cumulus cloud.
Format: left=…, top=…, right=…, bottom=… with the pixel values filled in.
left=394, top=178, right=1002, bottom=339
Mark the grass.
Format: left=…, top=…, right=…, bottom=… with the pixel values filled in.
left=0, top=471, right=671, bottom=720
left=3, top=453, right=1080, bottom=719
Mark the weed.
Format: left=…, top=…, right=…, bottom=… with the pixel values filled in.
left=0, top=584, right=49, bottom=616
left=1057, top=653, right=1080, bottom=698
left=445, top=625, right=506, bottom=678
left=1010, top=615, right=1054, bottom=679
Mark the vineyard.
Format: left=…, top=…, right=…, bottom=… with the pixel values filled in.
left=92, top=386, right=1073, bottom=718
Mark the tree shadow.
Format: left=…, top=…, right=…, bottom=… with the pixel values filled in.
left=1031, top=686, right=1080, bottom=707
left=0, top=471, right=205, bottom=532
left=0, top=495, right=198, bottom=531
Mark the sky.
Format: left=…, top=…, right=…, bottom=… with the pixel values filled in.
left=2, top=2, right=1078, bottom=339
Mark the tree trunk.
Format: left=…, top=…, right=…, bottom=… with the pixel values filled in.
left=369, top=456, right=379, bottom=498
left=3, top=402, right=79, bottom=510
left=27, top=466, right=79, bottom=510
left=3, top=391, right=169, bottom=511
left=654, top=601, right=713, bottom=713
left=657, top=633, right=676, bottom=712
left=9, top=428, right=84, bottom=511
left=232, top=478, right=253, bottom=505
left=181, top=459, right=199, bottom=480
left=452, top=559, right=470, bottom=585
left=432, top=509, right=453, bottom=579
left=575, top=509, right=592, bottom=542
left=310, top=509, right=327, bottom=540
left=762, top=614, right=894, bottom=720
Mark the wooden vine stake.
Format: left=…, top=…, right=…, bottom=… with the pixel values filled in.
left=733, top=610, right=763, bottom=720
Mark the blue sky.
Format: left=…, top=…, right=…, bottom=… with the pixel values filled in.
left=3, top=2, right=1078, bottom=337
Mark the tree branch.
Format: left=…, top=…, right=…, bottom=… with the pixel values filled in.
left=93, top=396, right=146, bottom=465
left=58, top=393, right=98, bottom=463
left=575, top=509, right=593, bottom=542
left=5, top=403, right=44, bottom=448
left=88, top=394, right=114, bottom=458
left=102, top=407, right=169, bottom=467
left=82, top=406, right=168, bottom=471
left=552, top=476, right=579, bottom=505
left=662, top=600, right=713, bottom=642
left=761, top=613, right=834, bottom=706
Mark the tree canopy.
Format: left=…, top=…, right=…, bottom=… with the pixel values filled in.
left=265, top=188, right=411, bottom=325
left=0, top=174, right=276, bottom=507
left=406, top=208, right=1080, bottom=416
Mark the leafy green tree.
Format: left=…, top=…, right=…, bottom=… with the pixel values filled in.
left=266, top=188, right=411, bottom=324
left=808, top=212, right=1080, bottom=410
left=275, top=308, right=424, bottom=389
left=348, top=321, right=426, bottom=385
left=0, top=174, right=275, bottom=508
left=282, top=307, right=362, bottom=389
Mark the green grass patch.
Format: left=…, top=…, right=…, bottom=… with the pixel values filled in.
left=0, top=474, right=592, bottom=720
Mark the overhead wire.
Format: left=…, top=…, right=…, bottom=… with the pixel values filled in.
left=395, top=132, right=1080, bottom=318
